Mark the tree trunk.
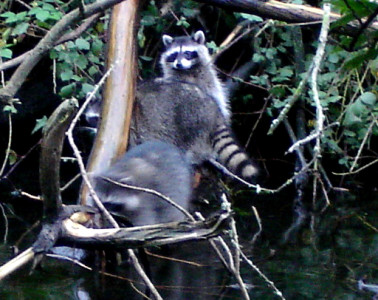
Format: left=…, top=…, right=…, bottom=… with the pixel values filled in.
left=81, top=0, right=139, bottom=205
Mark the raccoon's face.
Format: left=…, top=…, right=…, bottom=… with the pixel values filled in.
left=160, top=31, right=211, bottom=74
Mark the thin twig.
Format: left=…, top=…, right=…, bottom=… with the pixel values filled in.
left=0, top=203, right=8, bottom=243
left=238, top=249, right=286, bottom=300
left=213, top=21, right=260, bottom=61
left=283, top=119, right=307, bottom=167
left=286, top=122, right=339, bottom=154
left=251, top=206, right=262, bottom=245
left=210, top=158, right=312, bottom=194
left=0, top=113, right=12, bottom=177
left=223, top=195, right=250, bottom=300
left=333, top=158, right=378, bottom=176
left=209, top=159, right=263, bottom=192
left=194, top=212, right=234, bottom=274
left=101, top=177, right=194, bottom=220
left=267, top=70, right=311, bottom=135
left=19, top=191, right=42, bottom=201
left=2, top=141, right=40, bottom=179
left=61, top=173, right=82, bottom=192
left=15, top=0, right=32, bottom=9
left=66, top=64, right=118, bottom=228
left=128, top=249, right=162, bottom=300
left=350, top=117, right=376, bottom=172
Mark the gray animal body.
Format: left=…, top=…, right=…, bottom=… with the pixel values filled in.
left=131, top=31, right=258, bottom=182
left=92, top=141, right=192, bottom=226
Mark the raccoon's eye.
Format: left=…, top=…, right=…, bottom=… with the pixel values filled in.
left=183, top=51, right=198, bottom=60
left=166, top=52, right=178, bottom=63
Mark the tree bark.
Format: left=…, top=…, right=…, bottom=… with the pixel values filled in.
left=80, top=0, right=138, bottom=206
left=39, top=99, right=78, bottom=219
left=196, top=0, right=378, bottom=35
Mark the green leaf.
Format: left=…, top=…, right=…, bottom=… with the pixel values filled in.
left=66, top=41, right=76, bottom=49
left=75, top=38, right=90, bottom=50
left=139, top=55, right=153, bottom=61
left=141, top=15, right=156, bottom=26
left=330, top=13, right=355, bottom=30
left=81, top=83, right=94, bottom=96
left=328, top=53, right=339, bottom=63
left=49, top=49, right=58, bottom=59
left=88, top=66, right=98, bottom=77
left=252, top=53, right=265, bottom=63
left=182, top=8, right=198, bottom=18
left=36, top=10, right=50, bottom=22
left=344, top=48, right=378, bottom=70
left=239, top=13, right=263, bottom=22
left=75, top=55, right=88, bottom=69
left=0, top=48, right=13, bottom=59
left=326, top=95, right=342, bottom=104
left=32, top=116, right=48, bottom=134
left=3, top=105, right=17, bottom=114
left=59, top=83, right=76, bottom=98
left=8, top=150, right=18, bottom=165
left=60, top=69, right=73, bottom=81
left=278, top=67, right=293, bottom=78
left=12, top=22, right=29, bottom=36
left=49, top=11, right=62, bottom=21
left=343, top=92, right=377, bottom=126
left=88, top=54, right=100, bottom=64
left=1, top=12, right=17, bottom=23
left=71, top=75, right=82, bottom=81
left=42, top=3, right=55, bottom=11
left=176, top=16, right=190, bottom=28
left=0, top=11, right=15, bottom=18
left=91, top=39, right=103, bottom=55
left=270, top=85, right=287, bottom=98
left=206, top=41, right=218, bottom=53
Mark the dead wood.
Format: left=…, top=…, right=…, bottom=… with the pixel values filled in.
left=196, top=0, right=378, bottom=35
left=39, top=99, right=78, bottom=219
left=59, top=210, right=230, bottom=250
left=80, top=0, right=138, bottom=205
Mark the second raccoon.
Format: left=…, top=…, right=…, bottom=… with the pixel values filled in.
left=91, top=141, right=192, bottom=226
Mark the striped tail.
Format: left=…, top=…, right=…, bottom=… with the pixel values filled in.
left=212, top=125, right=258, bottom=183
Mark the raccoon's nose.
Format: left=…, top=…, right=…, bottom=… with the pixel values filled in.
left=175, top=61, right=184, bottom=69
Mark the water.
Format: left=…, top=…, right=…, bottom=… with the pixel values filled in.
left=0, top=190, right=376, bottom=299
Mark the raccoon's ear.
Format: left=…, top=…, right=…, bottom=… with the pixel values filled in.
left=162, top=34, right=173, bottom=46
left=193, top=30, right=205, bottom=44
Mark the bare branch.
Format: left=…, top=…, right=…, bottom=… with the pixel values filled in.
left=195, top=0, right=378, bottom=35
left=40, top=98, right=78, bottom=219
left=101, top=176, right=194, bottom=220
left=310, top=3, right=330, bottom=161
left=66, top=64, right=119, bottom=228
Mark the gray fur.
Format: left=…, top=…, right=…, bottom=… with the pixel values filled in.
left=92, top=141, right=192, bottom=226
left=159, top=30, right=230, bottom=121
left=130, top=31, right=259, bottom=183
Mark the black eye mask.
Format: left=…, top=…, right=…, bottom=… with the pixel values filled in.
left=183, top=51, right=198, bottom=60
left=166, top=52, right=178, bottom=63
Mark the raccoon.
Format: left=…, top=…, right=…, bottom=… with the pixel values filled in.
left=91, top=141, right=192, bottom=226
left=131, top=32, right=258, bottom=183
left=160, top=30, right=230, bottom=121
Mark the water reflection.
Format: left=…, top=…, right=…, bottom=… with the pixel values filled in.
left=0, top=191, right=376, bottom=299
